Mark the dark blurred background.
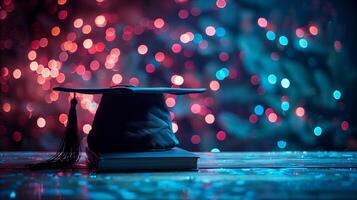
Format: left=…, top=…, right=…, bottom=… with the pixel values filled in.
left=0, top=0, right=356, bottom=152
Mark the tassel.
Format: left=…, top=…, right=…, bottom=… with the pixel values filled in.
left=31, top=93, right=80, bottom=169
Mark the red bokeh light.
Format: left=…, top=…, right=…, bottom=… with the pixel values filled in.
left=216, top=131, right=226, bottom=141
left=309, top=25, right=319, bottom=35
left=249, top=114, right=258, bottom=124
left=341, top=121, right=349, bottom=131
left=191, top=135, right=201, bottom=144
left=155, top=52, right=165, bottom=62
left=171, top=43, right=182, bottom=53
left=12, top=131, right=22, bottom=142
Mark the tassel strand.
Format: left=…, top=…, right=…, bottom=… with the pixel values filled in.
left=31, top=93, right=80, bottom=169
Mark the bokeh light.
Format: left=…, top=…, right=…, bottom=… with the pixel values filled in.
left=313, top=126, right=322, bottom=136
left=281, top=101, right=290, bottom=111
left=94, top=15, right=107, bottom=27
left=191, top=135, right=201, bottom=144
left=309, top=25, right=319, bottom=35
left=155, top=52, right=165, bottom=62
left=333, top=90, right=341, bottom=100
left=279, top=36, right=288, bottom=46
left=171, top=75, right=184, bottom=85
left=299, top=38, right=308, bottom=48
left=51, top=26, right=61, bottom=36
left=268, top=113, right=278, bottom=123
left=257, top=17, right=268, bottom=28
left=254, top=105, right=264, bottom=116
left=216, top=0, right=226, bottom=8
left=209, top=80, right=220, bottom=91
left=137, top=44, right=148, bottom=55
left=83, top=124, right=92, bottom=134
left=268, top=74, right=277, bottom=84
left=216, top=131, right=226, bottom=141
left=83, top=39, right=93, bottom=49
left=281, top=78, right=290, bottom=88
left=37, top=117, right=46, bottom=128
left=266, top=31, right=276, bottom=41
left=154, top=18, right=165, bottom=29
left=205, top=26, right=216, bottom=36
left=295, top=107, right=305, bottom=118
left=12, top=69, right=21, bottom=79
left=171, top=43, right=182, bottom=53
left=277, top=140, right=287, bottom=149
left=112, top=74, right=123, bottom=84
left=205, top=114, right=215, bottom=124
left=73, top=18, right=83, bottom=28
left=341, top=121, right=349, bottom=131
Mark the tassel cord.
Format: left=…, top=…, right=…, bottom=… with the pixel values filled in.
left=31, top=93, right=80, bottom=169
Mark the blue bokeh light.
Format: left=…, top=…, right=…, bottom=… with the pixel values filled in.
left=216, top=27, right=226, bottom=37
left=193, top=33, right=203, bottom=44
left=254, top=105, right=264, bottom=116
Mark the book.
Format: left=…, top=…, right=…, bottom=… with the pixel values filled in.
left=86, top=147, right=199, bottom=172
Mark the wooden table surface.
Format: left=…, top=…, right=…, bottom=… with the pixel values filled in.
left=1, top=151, right=357, bottom=199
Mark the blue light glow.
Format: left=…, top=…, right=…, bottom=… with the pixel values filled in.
left=279, top=36, right=288, bottom=46
left=267, top=74, right=277, bottom=84
left=314, top=126, right=322, bottom=136
left=281, top=78, right=290, bottom=88
left=266, top=31, right=276, bottom=41
left=210, top=148, right=221, bottom=152
left=193, top=33, right=203, bottom=44
left=10, top=191, right=16, bottom=199
left=215, top=71, right=225, bottom=80
left=215, top=67, right=229, bottom=80
left=277, top=140, right=287, bottom=149
left=254, top=105, right=264, bottom=116
left=299, top=38, right=308, bottom=48
left=333, top=90, right=341, bottom=100
left=216, top=27, right=226, bottom=37
left=221, top=68, right=229, bottom=76
left=281, top=101, right=290, bottom=111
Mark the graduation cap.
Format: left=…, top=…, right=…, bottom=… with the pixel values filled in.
left=33, top=85, right=206, bottom=169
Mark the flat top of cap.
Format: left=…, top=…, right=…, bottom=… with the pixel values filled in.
left=53, top=86, right=207, bottom=95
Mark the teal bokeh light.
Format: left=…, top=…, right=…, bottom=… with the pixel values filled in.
left=281, top=101, right=290, bottom=111
left=266, top=31, right=276, bottom=41
left=267, top=74, right=277, bottom=84
left=279, top=36, right=288, bottom=46
left=215, top=67, right=229, bottom=80
left=299, top=38, right=308, bottom=48
left=277, top=140, right=287, bottom=149
left=333, top=90, right=341, bottom=100
left=314, top=126, right=322, bottom=136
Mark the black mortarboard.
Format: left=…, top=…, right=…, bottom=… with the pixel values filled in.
left=33, top=85, right=206, bottom=169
